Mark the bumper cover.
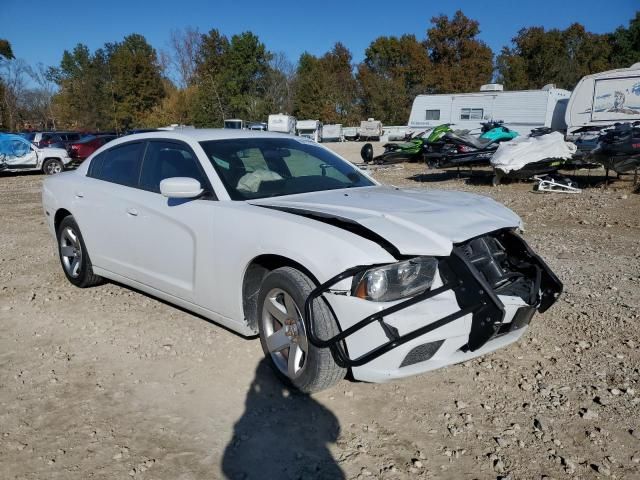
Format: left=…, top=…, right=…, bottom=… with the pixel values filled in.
left=303, top=230, right=562, bottom=368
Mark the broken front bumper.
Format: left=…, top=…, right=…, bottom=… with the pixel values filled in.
left=303, top=230, right=562, bottom=369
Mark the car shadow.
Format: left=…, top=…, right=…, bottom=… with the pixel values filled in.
left=221, top=359, right=345, bottom=480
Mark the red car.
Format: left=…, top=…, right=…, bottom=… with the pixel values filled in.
left=68, top=135, right=116, bottom=162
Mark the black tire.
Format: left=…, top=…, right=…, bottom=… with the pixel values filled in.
left=42, top=158, right=64, bottom=175
left=360, top=143, right=374, bottom=163
left=258, top=267, right=346, bottom=393
left=56, top=215, right=103, bottom=288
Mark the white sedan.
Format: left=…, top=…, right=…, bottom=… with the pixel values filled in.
left=42, top=129, right=562, bottom=392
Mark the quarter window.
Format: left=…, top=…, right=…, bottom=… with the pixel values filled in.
left=139, top=141, right=207, bottom=193
left=425, top=109, right=440, bottom=120
left=460, top=108, right=484, bottom=120
left=92, top=142, right=144, bottom=187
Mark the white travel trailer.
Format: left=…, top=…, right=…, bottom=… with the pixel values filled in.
left=408, top=84, right=571, bottom=136
left=268, top=114, right=296, bottom=135
left=359, top=118, right=383, bottom=140
left=565, top=63, right=640, bottom=138
left=296, top=119, right=323, bottom=142
left=322, top=124, right=343, bottom=142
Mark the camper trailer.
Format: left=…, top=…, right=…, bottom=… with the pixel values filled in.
left=224, top=119, right=245, bottom=129
left=408, top=84, right=570, bottom=136
left=296, top=119, right=323, bottom=142
left=322, top=124, right=343, bottom=142
left=359, top=118, right=383, bottom=141
left=565, top=63, right=640, bottom=139
left=268, top=114, right=296, bottom=135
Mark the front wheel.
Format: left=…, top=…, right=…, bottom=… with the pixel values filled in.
left=258, top=267, right=346, bottom=393
left=57, top=216, right=103, bottom=288
left=42, top=158, right=64, bottom=175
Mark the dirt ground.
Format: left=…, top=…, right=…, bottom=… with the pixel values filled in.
left=1, top=142, right=639, bottom=480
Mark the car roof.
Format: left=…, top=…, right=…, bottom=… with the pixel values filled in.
left=121, top=128, right=293, bottom=143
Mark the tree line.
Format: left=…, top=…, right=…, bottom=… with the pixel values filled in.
left=1, top=10, right=638, bottom=132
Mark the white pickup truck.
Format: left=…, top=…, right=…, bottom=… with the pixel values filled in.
left=0, top=134, right=72, bottom=174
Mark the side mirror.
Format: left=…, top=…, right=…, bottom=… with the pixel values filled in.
left=159, top=177, right=204, bottom=199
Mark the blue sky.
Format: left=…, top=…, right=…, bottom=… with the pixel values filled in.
left=1, top=0, right=637, bottom=71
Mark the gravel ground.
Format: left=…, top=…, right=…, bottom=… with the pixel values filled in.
left=0, top=143, right=639, bottom=480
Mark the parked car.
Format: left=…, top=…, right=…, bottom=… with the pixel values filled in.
left=21, top=131, right=83, bottom=149
left=1, top=133, right=72, bottom=174
left=68, top=135, right=116, bottom=162
left=42, top=129, right=562, bottom=392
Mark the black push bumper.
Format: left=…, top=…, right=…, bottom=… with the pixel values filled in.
left=303, top=230, right=562, bottom=368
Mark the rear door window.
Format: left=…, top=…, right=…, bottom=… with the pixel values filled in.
left=91, top=142, right=144, bottom=187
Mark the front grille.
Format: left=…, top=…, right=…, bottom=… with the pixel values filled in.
left=399, top=340, right=444, bottom=368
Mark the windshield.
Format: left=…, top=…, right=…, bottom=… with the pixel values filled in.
left=199, top=137, right=374, bottom=200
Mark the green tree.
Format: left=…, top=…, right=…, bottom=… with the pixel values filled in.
left=49, top=44, right=111, bottom=129
left=425, top=10, right=493, bottom=93
left=293, top=43, right=359, bottom=124
left=191, top=29, right=230, bottom=126
left=358, top=34, right=431, bottom=124
left=497, top=24, right=613, bottom=90
left=609, top=12, right=640, bottom=68
left=108, top=34, right=165, bottom=130
left=0, top=39, right=14, bottom=60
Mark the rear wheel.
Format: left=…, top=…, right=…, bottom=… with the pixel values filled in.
left=258, top=267, right=346, bottom=393
left=43, top=158, right=64, bottom=175
left=57, top=216, right=103, bottom=288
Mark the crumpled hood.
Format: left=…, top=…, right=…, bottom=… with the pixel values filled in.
left=249, top=186, right=522, bottom=256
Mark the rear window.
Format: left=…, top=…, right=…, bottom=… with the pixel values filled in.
left=90, top=142, right=144, bottom=187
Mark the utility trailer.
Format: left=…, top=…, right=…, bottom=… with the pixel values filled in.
left=359, top=118, right=383, bottom=141
left=408, top=84, right=570, bottom=137
left=268, top=114, right=297, bottom=135
left=296, top=119, right=323, bottom=142
left=322, top=124, right=343, bottom=142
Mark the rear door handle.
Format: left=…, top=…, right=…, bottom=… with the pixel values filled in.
left=75, top=191, right=84, bottom=198
left=126, top=208, right=138, bottom=217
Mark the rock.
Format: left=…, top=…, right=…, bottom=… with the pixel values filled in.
left=455, top=400, right=468, bottom=409
left=412, top=459, right=423, bottom=468
left=593, top=464, right=611, bottom=476
left=580, top=408, right=599, bottom=420
left=495, top=437, right=509, bottom=447
left=610, top=388, right=621, bottom=395
left=562, top=458, right=576, bottom=474
left=494, top=459, right=506, bottom=473
left=344, top=390, right=354, bottom=398
left=534, top=418, right=548, bottom=432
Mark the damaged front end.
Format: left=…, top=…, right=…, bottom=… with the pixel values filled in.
left=303, top=229, right=562, bottom=368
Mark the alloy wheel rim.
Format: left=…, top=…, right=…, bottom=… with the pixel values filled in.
left=60, top=227, right=82, bottom=278
left=47, top=162, right=62, bottom=174
left=261, top=288, right=309, bottom=379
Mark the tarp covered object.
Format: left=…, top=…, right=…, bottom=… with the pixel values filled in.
left=491, top=132, right=576, bottom=173
left=0, top=134, right=35, bottom=167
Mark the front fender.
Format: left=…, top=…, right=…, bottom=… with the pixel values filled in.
left=208, top=203, right=397, bottom=324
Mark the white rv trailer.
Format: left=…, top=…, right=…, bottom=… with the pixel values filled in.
left=565, top=63, right=640, bottom=138
left=408, top=84, right=571, bottom=136
left=359, top=118, right=383, bottom=140
left=267, top=114, right=296, bottom=135
left=296, top=119, right=323, bottom=142
left=322, top=124, right=343, bottom=142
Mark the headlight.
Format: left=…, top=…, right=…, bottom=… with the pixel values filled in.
left=353, top=257, right=438, bottom=302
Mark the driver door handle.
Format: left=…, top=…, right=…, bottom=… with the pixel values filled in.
left=126, top=208, right=138, bottom=217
